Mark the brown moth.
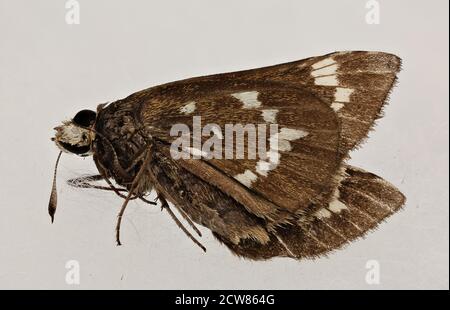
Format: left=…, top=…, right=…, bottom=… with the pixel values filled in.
left=49, top=51, right=406, bottom=260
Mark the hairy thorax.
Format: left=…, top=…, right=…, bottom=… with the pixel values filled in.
left=93, top=100, right=152, bottom=193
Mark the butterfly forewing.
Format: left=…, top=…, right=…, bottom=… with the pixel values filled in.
left=135, top=51, right=401, bottom=220
left=137, top=50, right=400, bottom=153
left=137, top=79, right=342, bottom=221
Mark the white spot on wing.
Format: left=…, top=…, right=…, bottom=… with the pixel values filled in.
left=315, top=208, right=332, bottom=219
left=311, top=63, right=338, bottom=77
left=328, top=198, right=347, bottom=213
left=334, top=87, right=354, bottom=102
left=256, top=160, right=272, bottom=177
left=328, top=166, right=348, bottom=213
left=261, top=109, right=278, bottom=123
left=231, top=91, right=262, bottom=109
left=256, top=128, right=308, bottom=176
left=331, top=102, right=344, bottom=111
left=314, top=75, right=339, bottom=86
left=266, top=150, right=280, bottom=166
left=278, top=128, right=309, bottom=141
left=185, top=147, right=208, bottom=158
left=311, top=57, right=336, bottom=70
left=234, top=170, right=258, bottom=188
left=180, top=101, right=196, bottom=114
left=310, top=57, right=357, bottom=112
left=274, top=139, right=292, bottom=152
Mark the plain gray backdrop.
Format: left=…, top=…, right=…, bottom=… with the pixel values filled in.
left=0, top=0, right=448, bottom=289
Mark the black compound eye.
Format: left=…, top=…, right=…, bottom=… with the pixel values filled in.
left=73, top=109, right=96, bottom=127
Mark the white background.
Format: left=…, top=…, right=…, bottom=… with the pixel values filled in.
left=0, top=0, right=448, bottom=289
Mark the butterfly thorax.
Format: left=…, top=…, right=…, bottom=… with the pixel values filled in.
left=93, top=100, right=152, bottom=192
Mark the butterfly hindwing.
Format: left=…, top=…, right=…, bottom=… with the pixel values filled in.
left=212, top=165, right=406, bottom=260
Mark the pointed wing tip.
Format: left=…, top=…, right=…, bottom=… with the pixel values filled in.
left=332, top=50, right=402, bottom=72
left=377, top=52, right=402, bottom=73
left=372, top=51, right=403, bottom=73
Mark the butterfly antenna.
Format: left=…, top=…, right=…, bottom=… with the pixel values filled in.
left=48, top=151, right=63, bottom=223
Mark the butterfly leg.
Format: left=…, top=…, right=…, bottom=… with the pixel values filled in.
left=156, top=194, right=206, bottom=252
left=67, top=174, right=149, bottom=202
left=115, top=149, right=153, bottom=245
left=140, top=196, right=201, bottom=237
left=67, top=174, right=126, bottom=192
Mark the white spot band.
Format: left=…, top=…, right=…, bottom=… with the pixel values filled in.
left=180, top=101, right=197, bottom=114
left=232, top=91, right=262, bottom=109
left=234, top=169, right=258, bottom=188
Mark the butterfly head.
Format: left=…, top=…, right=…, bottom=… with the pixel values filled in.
left=52, top=109, right=97, bottom=157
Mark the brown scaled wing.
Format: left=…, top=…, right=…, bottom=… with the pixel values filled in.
left=92, top=51, right=404, bottom=259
